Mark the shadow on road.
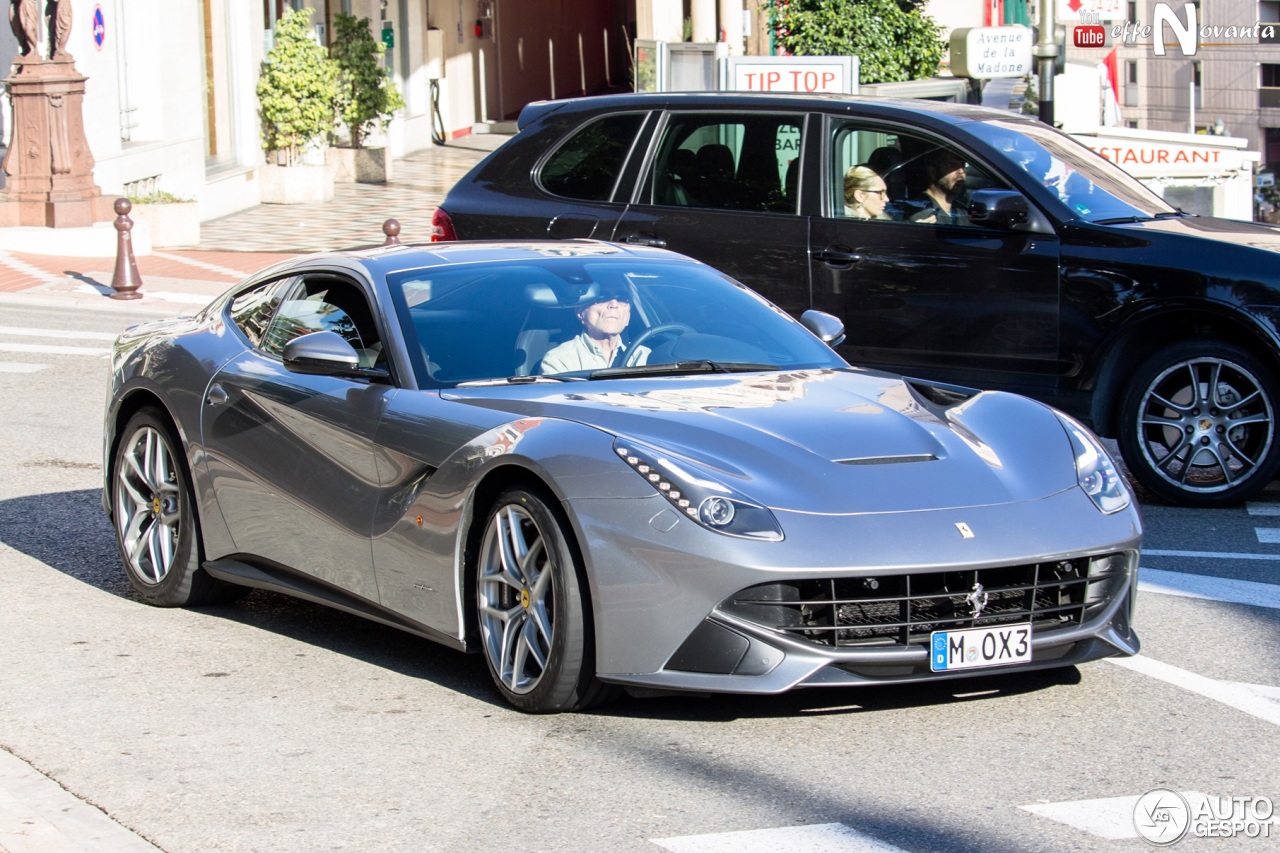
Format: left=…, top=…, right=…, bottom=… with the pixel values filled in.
left=0, top=488, right=1083, bottom=723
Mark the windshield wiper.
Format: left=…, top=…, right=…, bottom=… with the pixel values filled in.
left=588, top=360, right=778, bottom=380
left=455, top=375, right=576, bottom=387
left=1094, top=210, right=1189, bottom=225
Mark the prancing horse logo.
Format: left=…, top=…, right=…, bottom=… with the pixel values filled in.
left=955, top=522, right=974, bottom=539
left=965, top=582, right=990, bottom=620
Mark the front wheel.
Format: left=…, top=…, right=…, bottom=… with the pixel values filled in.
left=1118, top=342, right=1280, bottom=506
left=475, top=487, right=615, bottom=713
left=111, top=408, right=240, bottom=605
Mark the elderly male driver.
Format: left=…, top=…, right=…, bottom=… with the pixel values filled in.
left=539, top=286, right=650, bottom=373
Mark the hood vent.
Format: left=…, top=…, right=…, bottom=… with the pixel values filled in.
left=837, top=453, right=938, bottom=466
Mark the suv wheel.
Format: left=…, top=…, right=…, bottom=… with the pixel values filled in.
left=1118, top=341, right=1280, bottom=506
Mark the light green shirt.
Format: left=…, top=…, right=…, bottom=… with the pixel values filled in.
left=539, top=332, right=649, bottom=374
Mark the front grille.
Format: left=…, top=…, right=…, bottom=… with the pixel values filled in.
left=723, top=554, right=1129, bottom=649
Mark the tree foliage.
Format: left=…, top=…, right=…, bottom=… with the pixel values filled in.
left=256, top=8, right=339, bottom=166
left=773, top=0, right=945, bottom=85
left=331, top=13, right=406, bottom=149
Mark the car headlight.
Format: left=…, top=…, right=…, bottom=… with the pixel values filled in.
left=612, top=438, right=783, bottom=541
left=1056, top=414, right=1131, bottom=514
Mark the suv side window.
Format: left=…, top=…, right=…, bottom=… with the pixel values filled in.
left=539, top=113, right=645, bottom=201
left=648, top=113, right=804, bottom=213
left=831, top=122, right=1009, bottom=226
left=260, top=276, right=385, bottom=369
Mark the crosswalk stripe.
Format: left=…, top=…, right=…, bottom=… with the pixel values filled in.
left=1107, top=655, right=1280, bottom=728
left=1138, top=567, right=1280, bottom=610
left=0, top=325, right=118, bottom=341
left=0, top=362, right=47, bottom=373
left=1256, top=528, right=1280, bottom=544
left=1142, top=548, right=1280, bottom=561
left=651, top=823, right=906, bottom=852
left=0, top=342, right=109, bottom=356
left=1021, top=792, right=1204, bottom=840
left=1246, top=503, right=1280, bottom=516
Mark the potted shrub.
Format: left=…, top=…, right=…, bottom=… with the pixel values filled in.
left=256, top=7, right=338, bottom=203
left=329, top=12, right=405, bottom=183
left=127, top=190, right=200, bottom=248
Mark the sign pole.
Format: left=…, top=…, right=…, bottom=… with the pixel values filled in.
left=1034, top=0, right=1058, bottom=125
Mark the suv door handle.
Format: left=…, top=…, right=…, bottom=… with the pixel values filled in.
left=618, top=233, right=667, bottom=249
left=813, top=247, right=863, bottom=267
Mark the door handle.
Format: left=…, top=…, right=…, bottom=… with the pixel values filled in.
left=813, top=247, right=863, bottom=267
left=206, top=384, right=229, bottom=406
left=618, top=233, right=667, bottom=249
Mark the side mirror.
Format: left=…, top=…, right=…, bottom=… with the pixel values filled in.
left=283, top=331, right=389, bottom=381
left=800, top=310, right=846, bottom=348
left=967, top=189, right=1030, bottom=228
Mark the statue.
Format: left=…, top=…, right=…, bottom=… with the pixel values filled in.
left=9, top=0, right=40, bottom=60
left=48, top=0, right=71, bottom=59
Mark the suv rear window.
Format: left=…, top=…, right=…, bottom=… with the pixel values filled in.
left=538, top=113, right=644, bottom=201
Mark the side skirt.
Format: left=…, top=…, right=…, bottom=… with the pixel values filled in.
left=204, top=556, right=471, bottom=653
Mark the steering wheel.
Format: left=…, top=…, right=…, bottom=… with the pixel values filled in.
left=625, top=323, right=696, bottom=366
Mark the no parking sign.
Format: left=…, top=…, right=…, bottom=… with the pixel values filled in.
left=92, top=5, right=105, bottom=50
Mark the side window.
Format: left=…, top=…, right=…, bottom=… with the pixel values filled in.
left=649, top=112, right=804, bottom=213
left=228, top=277, right=292, bottom=347
left=539, top=113, right=645, bottom=201
left=830, top=122, right=1009, bottom=227
left=260, top=276, right=385, bottom=369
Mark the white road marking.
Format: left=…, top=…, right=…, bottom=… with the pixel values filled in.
left=1246, top=503, right=1280, bottom=516
left=0, top=326, right=117, bottom=341
left=0, top=342, right=110, bottom=356
left=651, top=823, right=906, bottom=852
left=153, top=250, right=250, bottom=279
left=1106, top=656, right=1280, bottom=728
left=1257, top=528, right=1280, bottom=544
left=0, top=362, right=46, bottom=373
left=1142, top=548, right=1280, bottom=561
left=1021, top=792, right=1208, bottom=840
left=1138, top=568, right=1280, bottom=610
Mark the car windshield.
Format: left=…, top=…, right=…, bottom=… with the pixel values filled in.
left=970, top=119, right=1178, bottom=222
left=386, top=254, right=848, bottom=387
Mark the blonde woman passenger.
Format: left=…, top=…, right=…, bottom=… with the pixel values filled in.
left=843, top=165, right=891, bottom=220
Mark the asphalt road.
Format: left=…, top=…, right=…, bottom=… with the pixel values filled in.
left=1, top=301, right=1277, bottom=853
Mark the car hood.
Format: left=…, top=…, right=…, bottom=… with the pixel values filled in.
left=442, top=369, right=1080, bottom=514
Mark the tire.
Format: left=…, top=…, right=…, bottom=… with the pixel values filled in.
left=475, top=487, right=616, bottom=713
left=1118, top=342, right=1280, bottom=507
left=111, top=408, right=242, bottom=606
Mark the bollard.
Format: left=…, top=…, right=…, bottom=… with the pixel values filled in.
left=382, top=218, right=401, bottom=247
left=109, top=198, right=143, bottom=300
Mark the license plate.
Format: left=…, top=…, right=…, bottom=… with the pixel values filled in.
left=930, top=624, right=1032, bottom=672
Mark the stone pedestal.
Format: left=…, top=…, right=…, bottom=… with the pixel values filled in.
left=0, top=57, right=107, bottom=228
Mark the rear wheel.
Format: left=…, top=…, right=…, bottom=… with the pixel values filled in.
left=475, top=487, right=615, bottom=713
left=1118, top=342, right=1280, bottom=506
left=112, top=408, right=240, bottom=605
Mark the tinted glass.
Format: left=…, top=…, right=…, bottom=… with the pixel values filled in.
left=539, top=113, right=644, bottom=201
left=387, top=252, right=847, bottom=386
left=970, top=119, right=1176, bottom=221
left=228, top=277, right=290, bottom=346
left=649, top=113, right=804, bottom=212
left=259, top=277, right=383, bottom=368
left=830, top=122, right=1009, bottom=226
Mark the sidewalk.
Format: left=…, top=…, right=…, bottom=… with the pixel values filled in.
left=0, top=135, right=504, bottom=315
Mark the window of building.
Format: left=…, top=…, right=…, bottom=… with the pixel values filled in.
left=1262, top=64, right=1280, bottom=107
left=1263, top=1, right=1280, bottom=42
left=1125, top=60, right=1139, bottom=107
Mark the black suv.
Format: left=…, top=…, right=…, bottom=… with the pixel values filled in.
left=434, top=91, right=1280, bottom=507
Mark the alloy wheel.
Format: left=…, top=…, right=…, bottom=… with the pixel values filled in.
left=1134, top=356, right=1274, bottom=494
left=477, top=504, right=556, bottom=695
left=115, top=425, right=183, bottom=584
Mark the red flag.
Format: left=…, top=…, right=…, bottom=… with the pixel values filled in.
left=1101, top=47, right=1122, bottom=126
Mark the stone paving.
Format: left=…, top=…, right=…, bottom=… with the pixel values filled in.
left=0, top=136, right=502, bottom=305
